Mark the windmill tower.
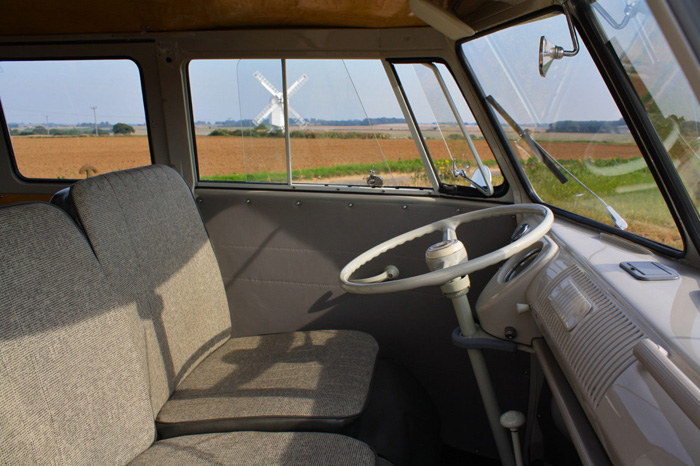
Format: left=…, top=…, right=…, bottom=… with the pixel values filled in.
left=252, top=71, right=309, bottom=130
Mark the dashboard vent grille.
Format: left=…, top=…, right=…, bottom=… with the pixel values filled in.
left=535, top=264, right=643, bottom=407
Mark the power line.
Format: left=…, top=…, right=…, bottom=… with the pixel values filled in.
left=91, top=106, right=98, bottom=136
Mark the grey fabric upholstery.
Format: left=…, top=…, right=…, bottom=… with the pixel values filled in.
left=0, top=202, right=380, bottom=466
left=64, top=165, right=379, bottom=434
left=0, top=203, right=156, bottom=465
left=157, top=330, right=378, bottom=436
left=130, top=432, right=376, bottom=465
left=69, top=165, right=233, bottom=415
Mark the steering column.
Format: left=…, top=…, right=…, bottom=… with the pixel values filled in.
left=340, top=204, right=554, bottom=466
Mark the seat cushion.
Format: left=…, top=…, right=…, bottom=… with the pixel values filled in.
left=157, top=330, right=379, bottom=437
left=0, top=203, right=382, bottom=466
left=130, top=431, right=377, bottom=465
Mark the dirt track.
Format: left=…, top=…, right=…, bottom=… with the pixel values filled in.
left=11, top=135, right=639, bottom=179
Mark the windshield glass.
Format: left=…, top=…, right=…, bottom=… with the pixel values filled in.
left=461, top=11, right=682, bottom=249
left=590, top=0, right=700, bottom=237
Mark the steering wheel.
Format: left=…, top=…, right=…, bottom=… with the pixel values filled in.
left=339, top=204, right=553, bottom=294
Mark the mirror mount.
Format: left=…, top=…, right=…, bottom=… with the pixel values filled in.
left=451, top=159, right=493, bottom=196
left=591, top=1, right=640, bottom=30
left=539, top=7, right=580, bottom=77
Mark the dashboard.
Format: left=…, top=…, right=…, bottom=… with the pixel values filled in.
left=477, top=219, right=700, bottom=466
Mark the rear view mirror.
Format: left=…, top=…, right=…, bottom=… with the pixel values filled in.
left=539, top=36, right=559, bottom=77
left=538, top=10, right=580, bottom=77
left=469, top=164, right=492, bottom=191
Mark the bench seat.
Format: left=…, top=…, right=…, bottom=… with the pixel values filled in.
left=130, top=431, right=375, bottom=465
left=51, top=165, right=378, bottom=437
left=0, top=202, right=379, bottom=466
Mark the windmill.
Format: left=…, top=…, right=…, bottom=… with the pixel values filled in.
left=252, top=71, right=309, bottom=130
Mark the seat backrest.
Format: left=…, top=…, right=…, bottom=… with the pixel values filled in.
left=0, top=203, right=155, bottom=465
left=62, top=165, right=232, bottom=414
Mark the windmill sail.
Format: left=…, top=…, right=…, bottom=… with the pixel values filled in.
left=251, top=71, right=308, bottom=130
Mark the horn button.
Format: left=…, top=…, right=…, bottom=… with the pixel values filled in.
left=426, top=239, right=468, bottom=272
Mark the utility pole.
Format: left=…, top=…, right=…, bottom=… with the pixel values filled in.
left=91, top=106, right=98, bottom=136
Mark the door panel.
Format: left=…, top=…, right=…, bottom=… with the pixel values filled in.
left=196, top=188, right=530, bottom=455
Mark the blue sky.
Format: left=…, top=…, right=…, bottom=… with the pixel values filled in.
left=1, top=10, right=689, bottom=127
left=462, top=14, right=623, bottom=126
left=0, top=60, right=147, bottom=126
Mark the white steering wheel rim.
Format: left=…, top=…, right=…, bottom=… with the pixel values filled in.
left=339, top=204, right=553, bottom=294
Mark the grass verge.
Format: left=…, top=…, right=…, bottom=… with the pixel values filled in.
left=201, top=158, right=501, bottom=183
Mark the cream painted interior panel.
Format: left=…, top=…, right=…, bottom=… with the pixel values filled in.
left=596, top=363, right=700, bottom=466
left=527, top=220, right=700, bottom=466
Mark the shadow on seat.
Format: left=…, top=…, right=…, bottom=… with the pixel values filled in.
left=0, top=202, right=380, bottom=465
left=50, top=165, right=379, bottom=437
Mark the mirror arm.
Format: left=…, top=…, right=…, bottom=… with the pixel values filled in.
left=561, top=8, right=580, bottom=58
left=543, top=8, right=580, bottom=60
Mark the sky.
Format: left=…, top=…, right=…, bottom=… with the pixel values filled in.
left=462, top=14, right=623, bottom=126
left=0, top=60, right=147, bottom=126
left=189, top=59, right=409, bottom=124
left=0, top=8, right=695, bottom=128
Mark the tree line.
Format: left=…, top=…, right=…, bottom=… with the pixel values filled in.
left=210, top=117, right=407, bottom=127
left=546, top=119, right=626, bottom=133
left=209, top=125, right=390, bottom=139
left=10, top=123, right=135, bottom=136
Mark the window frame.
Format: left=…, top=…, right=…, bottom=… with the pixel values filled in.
left=387, top=57, right=510, bottom=199
left=457, top=5, right=687, bottom=257
left=0, top=55, right=155, bottom=183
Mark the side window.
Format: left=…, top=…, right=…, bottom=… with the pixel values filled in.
left=0, top=60, right=151, bottom=180
left=285, top=59, right=426, bottom=187
left=190, top=60, right=287, bottom=183
left=189, top=59, right=428, bottom=188
left=462, top=13, right=682, bottom=249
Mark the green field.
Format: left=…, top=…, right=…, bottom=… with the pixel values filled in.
left=522, top=158, right=681, bottom=249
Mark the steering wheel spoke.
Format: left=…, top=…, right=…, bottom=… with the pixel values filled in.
left=443, top=226, right=457, bottom=242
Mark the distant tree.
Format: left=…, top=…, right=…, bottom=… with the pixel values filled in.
left=50, top=128, right=81, bottom=136
left=33, top=126, right=48, bottom=135
left=546, top=119, right=625, bottom=134
left=112, top=123, right=135, bottom=135
left=209, top=129, right=230, bottom=136
left=268, top=128, right=284, bottom=138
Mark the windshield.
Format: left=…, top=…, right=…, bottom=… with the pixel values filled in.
left=589, top=0, right=700, bottom=239
left=461, top=11, right=682, bottom=249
